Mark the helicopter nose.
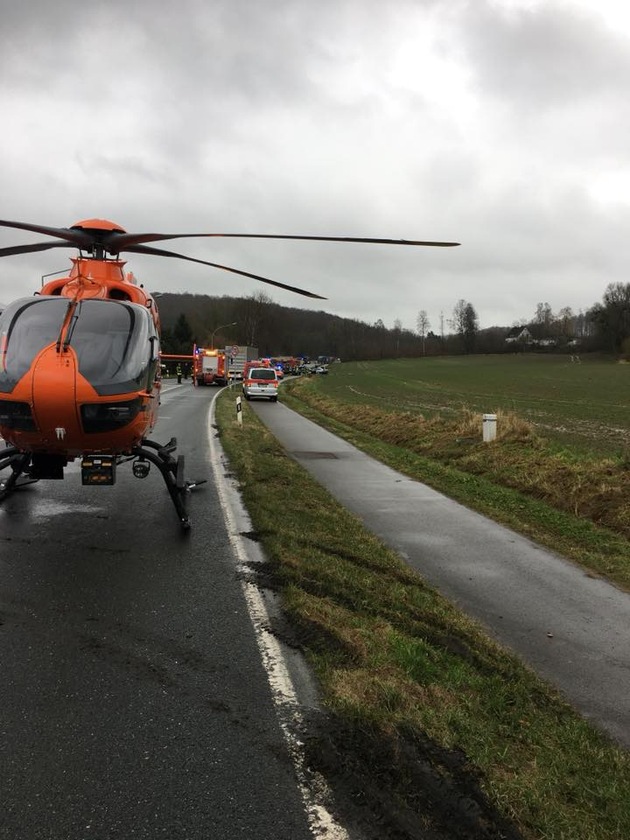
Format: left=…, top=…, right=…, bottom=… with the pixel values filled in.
left=30, top=345, right=82, bottom=446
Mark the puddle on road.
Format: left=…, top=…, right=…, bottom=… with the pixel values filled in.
left=0, top=496, right=108, bottom=522
left=27, top=499, right=108, bottom=520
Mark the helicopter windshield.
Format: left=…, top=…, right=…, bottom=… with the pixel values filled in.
left=70, top=299, right=158, bottom=395
left=0, top=297, right=66, bottom=392
left=0, top=296, right=158, bottom=395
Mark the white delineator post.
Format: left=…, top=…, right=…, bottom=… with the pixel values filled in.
left=483, top=413, right=497, bottom=442
left=236, top=395, right=243, bottom=426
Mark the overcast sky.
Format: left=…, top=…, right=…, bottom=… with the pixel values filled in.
left=1, top=0, right=629, bottom=333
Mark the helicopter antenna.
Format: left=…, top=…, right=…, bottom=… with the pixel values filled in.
left=41, top=268, right=71, bottom=288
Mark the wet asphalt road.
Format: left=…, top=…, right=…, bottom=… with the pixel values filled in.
left=250, top=397, right=630, bottom=750
left=0, top=383, right=313, bottom=840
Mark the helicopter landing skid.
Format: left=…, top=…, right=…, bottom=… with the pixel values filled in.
left=0, top=447, right=39, bottom=500
left=0, top=440, right=205, bottom=530
left=130, top=438, right=206, bottom=530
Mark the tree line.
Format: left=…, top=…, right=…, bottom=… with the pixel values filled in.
left=415, top=283, right=630, bottom=356
left=156, top=282, right=630, bottom=361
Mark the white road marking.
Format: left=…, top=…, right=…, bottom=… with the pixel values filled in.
left=207, top=392, right=349, bottom=840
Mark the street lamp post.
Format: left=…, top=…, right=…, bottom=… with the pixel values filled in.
left=210, top=321, right=237, bottom=349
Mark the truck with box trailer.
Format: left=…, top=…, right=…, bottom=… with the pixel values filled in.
left=226, top=346, right=259, bottom=381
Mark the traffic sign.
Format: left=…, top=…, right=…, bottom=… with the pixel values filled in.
left=231, top=344, right=240, bottom=356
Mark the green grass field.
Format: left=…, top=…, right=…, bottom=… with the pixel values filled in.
left=316, top=355, right=630, bottom=458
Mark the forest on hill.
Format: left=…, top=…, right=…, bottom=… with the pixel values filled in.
left=155, top=282, right=630, bottom=361
left=155, top=291, right=428, bottom=360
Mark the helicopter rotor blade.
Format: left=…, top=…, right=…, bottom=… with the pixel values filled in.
left=0, top=218, right=459, bottom=253
left=0, top=218, right=459, bottom=256
left=125, top=244, right=327, bottom=300
left=0, top=219, right=92, bottom=248
left=113, top=231, right=460, bottom=251
left=0, top=218, right=458, bottom=300
left=0, top=240, right=77, bottom=258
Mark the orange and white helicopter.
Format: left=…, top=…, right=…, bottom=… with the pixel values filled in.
left=0, top=217, right=458, bottom=528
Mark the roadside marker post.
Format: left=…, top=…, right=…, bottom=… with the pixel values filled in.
left=483, top=413, right=497, bottom=442
left=236, top=395, right=243, bottom=426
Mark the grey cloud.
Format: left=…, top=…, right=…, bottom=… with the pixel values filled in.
left=458, top=2, right=630, bottom=109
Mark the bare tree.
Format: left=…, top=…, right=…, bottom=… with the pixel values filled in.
left=463, top=302, right=479, bottom=353
left=416, top=310, right=430, bottom=355
left=452, top=299, right=479, bottom=353
left=589, top=282, right=630, bottom=353
left=235, top=292, right=275, bottom=348
left=393, top=318, right=403, bottom=356
left=451, top=299, right=466, bottom=335
left=557, top=306, right=574, bottom=340
left=534, top=302, right=554, bottom=327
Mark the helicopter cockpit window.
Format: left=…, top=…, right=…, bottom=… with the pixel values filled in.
left=71, top=300, right=158, bottom=395
left=0, top=297, right=68, bottom=393
left=0, top=296, right=158, bottom=396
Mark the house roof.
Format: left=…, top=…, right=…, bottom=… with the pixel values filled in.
left=505, top=326, right=531, bottom=339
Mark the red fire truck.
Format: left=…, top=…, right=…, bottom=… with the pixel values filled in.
left=193, top=346, right=229, bottom=386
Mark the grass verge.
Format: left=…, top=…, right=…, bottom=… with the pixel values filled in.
left=215, top=390, right=630, bottom=840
